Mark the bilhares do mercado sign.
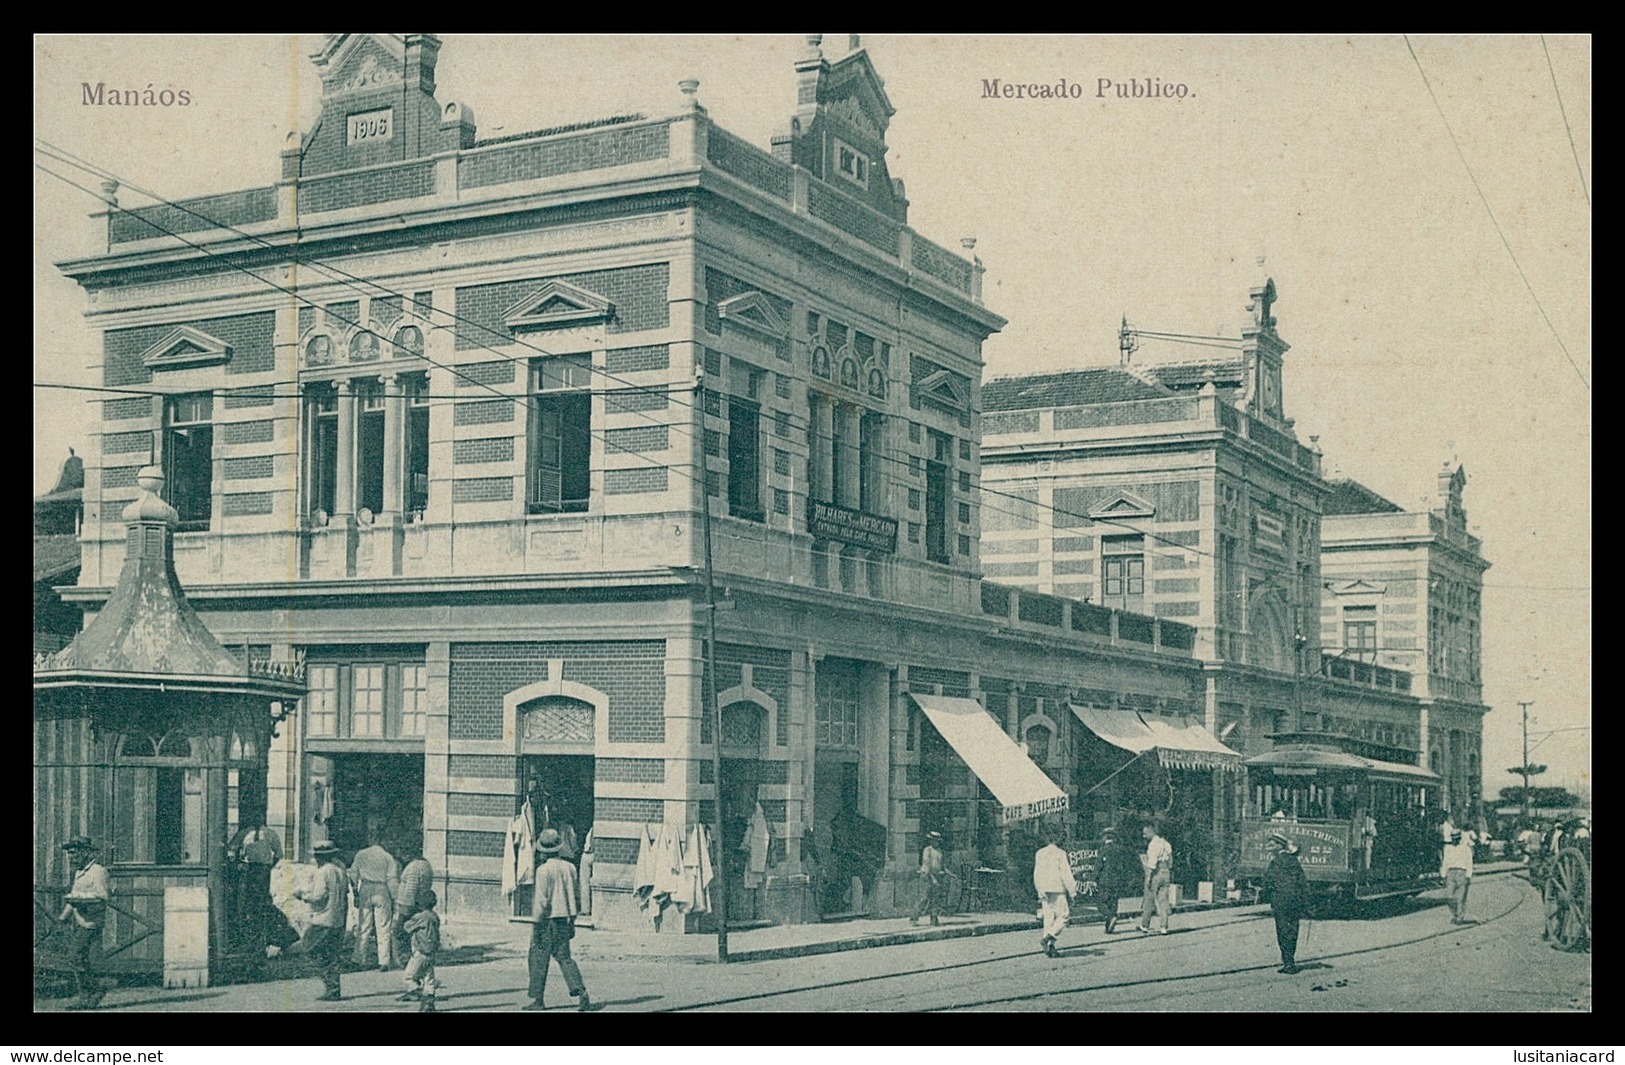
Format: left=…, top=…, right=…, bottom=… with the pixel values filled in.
left=807, top=500, right=898, bottom=554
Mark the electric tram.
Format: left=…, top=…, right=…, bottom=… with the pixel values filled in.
left=1237, top=733, right=1445, bottom=905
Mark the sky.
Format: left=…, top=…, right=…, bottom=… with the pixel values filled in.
left=34, top=34, right=1590, bottom=801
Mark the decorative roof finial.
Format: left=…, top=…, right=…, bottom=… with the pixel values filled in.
left=802, top=34, right=825, bottom=61
left=122, top=465, right=179, bottom=525
left=849, top=34, right=862, bottom=51
left=678, top=77, right=701, bottom=112
left=960, top=236, right=976, bottom=251
left=99, top=180, right=119, bottom=207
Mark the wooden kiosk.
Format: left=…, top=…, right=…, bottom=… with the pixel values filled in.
left=34, top=467, right=305, bottom=986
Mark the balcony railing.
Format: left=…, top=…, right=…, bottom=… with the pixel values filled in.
left=978, top=580, right=1193, bottom=657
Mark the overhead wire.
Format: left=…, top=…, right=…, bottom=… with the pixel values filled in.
left=35, top=158, right=691, bottom=489
left=1401, top=36, right=1589, bottom=392
left=38, top=148, right=1261, bottom=559
left=37, top=142, right=1566, bottom=592
left=1539, top=35, right=1590, bottom=208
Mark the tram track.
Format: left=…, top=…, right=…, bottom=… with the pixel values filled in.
left=659, top=877, right=1528, bottom=1013
left=917, top=877, right=1530, bottom=1012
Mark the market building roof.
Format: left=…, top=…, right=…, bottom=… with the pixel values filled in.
left=1140, top=359, right=1247, bottom=391
left=982, top=367, right=1171, bottom=411
left=1323, top=477, right=1405, bottom=515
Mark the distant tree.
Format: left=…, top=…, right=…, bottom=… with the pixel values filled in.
left=1497, top=785, right=1578, bottom=808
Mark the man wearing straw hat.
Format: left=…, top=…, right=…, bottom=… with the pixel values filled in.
left=294, top=841, right=350, bottom=1001
left=1261, top=831, right=1309, bottom=974
left=57, top=836, right=110, bottom=1010
left=524, top=828, right=592, bottom=1012
left=911, top=830, right=947, bottom=927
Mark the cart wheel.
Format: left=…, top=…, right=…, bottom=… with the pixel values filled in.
left=1545, top=847, right=1590, bottom=952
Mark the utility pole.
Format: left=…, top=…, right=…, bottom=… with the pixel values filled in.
left=1292, top=603, right=1308, bottom=733
left=696, top=367, right=729, bottom=962
left=1518, top=700, right=1535, bottom=823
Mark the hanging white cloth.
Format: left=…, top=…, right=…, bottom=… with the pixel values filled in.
left=744, top=803, right=771, bottom=890
left=502, top=800, right=538, bottom=899
left=580, top=829, right=595, bottom=916
left=653, top=823, right=686, bottom=907
left=683, top=824, right=715, bottom=915
left=633, top=822, right=660, bottom=912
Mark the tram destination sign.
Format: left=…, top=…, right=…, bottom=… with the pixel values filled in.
left=1239, top=820, right=1352, bottom=871
left=808, top=500, right=898, bottom=554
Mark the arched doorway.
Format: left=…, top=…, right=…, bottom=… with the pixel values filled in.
left=513, top=694, right=596, bottom=916
left=719, top=700, right=771, bottom=923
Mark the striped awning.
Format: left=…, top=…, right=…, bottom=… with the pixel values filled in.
left=1070, top=704, right=1242, bottom=772
left=910, top=694, right=1069, bottom=824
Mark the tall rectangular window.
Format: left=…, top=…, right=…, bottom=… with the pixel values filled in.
left=1102, top=535, right=1146, bottom=611
left=808, top=394, right=829, bottom=504
left=164, top=392, right=214, bottom=531
left=400, top=664, right=428, bottom=737
left=925, top=430, right=951, bottom=564
left=727, top=396, right=762, bottom=522
left=306, top=665, right=339, bottom=737
left=816, top=666, right=862, bottom=749
left=831, top=406, right=850, bottom=508
left=308, top=386, right=339, bottom=519
left=351, top=664, right=386, bottom=737
left=356, top=379, right=386, bottom=516
left=859, top=412, right=884, bottom=513
left=1343, top=605, right=1378, bottom=662
left=529, top=356, right=592, bottom=514
left=405, top=375, right=430, bottom=519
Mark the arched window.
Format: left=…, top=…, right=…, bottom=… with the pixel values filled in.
left=1025, top=723, right=1053, bottom=767
left=112, top=729, right=204, bottom=865
left=520, top=695, right=595, bottom=747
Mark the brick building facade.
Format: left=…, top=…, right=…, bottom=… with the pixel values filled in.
left=1321, top=465, right=1491, bottom=816
left=979, top=281, right=1466, bottom=874
left=55, top=35, right=1207, bottom=931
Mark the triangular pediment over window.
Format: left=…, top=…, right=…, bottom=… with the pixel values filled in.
left=1089, top=491, right=1155, bottom=520
left=503, top=280, right=615, bottom=332
left=913, top=369, right=969, bottom=413
left=717, top=292, right=789, bottom=340
left=1327, top=579, right=1387, bottom=597
left=140, top=326, right=233, bottom=371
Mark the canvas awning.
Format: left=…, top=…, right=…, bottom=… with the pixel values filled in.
left=1070, top=704, right=1243, bottom=772
left=910, top=694, right=1069, bottom=824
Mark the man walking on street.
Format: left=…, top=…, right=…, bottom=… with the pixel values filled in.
left=1137, top=823, right=1173, bottom=935
left=1032, top=827, right=1078, bottom=958
left=1097, top=826, right=1139, bottom=934
left=294, top=841, right=350, bottom=1001
left=350, top=834, right=400, bottom=970
left=392, top=840, right=436, bottom=970
left=57, top=836, right=111, bottom=1010
left=1262, top=832, right=1308, bottom=973
left=1441, top=812, right=1477, bottom=925
left=525, top=828, right=592, bottom=1012
left=911, top=830, right=947, bottom=926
